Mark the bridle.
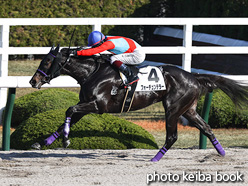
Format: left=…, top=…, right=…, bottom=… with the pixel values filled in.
left=36, top=51, right=61, bottom=84
left=35, top=27, right=109, bottom=86
left=37, top=28, right=76, bottom=84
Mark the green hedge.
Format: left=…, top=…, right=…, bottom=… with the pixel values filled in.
left=10, top=110, right=158, bottom=150
left=11, top=88, right=79, bottom=127
left=0, top=0, right=150, bottom=47
left=197, top=90, right=248, bottom=128
left=2, top=1, right=248, bottom=48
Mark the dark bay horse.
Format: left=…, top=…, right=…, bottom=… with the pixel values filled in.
left=30, top=45, right=248, bottom=162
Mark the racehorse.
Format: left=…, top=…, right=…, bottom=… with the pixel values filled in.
left=30, top=45, right=248, bottom=162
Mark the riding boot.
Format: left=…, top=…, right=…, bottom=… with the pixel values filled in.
left=112, top=60, right=139, bottom=86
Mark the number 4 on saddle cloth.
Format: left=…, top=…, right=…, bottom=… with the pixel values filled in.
left=120, top=65, right=166, bottom=113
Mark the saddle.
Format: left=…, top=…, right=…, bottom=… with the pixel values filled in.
left=120, top=65, right=166, bottom=113
left=94, top=55, right=166, bottom=112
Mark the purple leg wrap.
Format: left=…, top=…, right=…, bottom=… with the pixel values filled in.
left=151, top=147, right=168, bottom=162
left=211, top=138, right=225, bottom=156
left=65, top=117, right=71, bottom=123
left=44, top=131, right=60, bottom=146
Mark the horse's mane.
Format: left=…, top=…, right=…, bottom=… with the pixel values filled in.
left=59, top=47, right=110, bottom=63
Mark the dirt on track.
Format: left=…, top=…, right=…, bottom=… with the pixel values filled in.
left=0, top=148, right=247, bottom=186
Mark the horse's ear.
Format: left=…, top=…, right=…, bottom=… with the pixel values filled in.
left=50, top=44, right=55, bottom=52
left=54, top=44, right=60, bottom=54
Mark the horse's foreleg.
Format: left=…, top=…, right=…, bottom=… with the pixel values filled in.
left=33, top=116, right=79, bottom=149
left=60, top=100, right=99, bottom=148
left=183, top=109, right=225, bottom=156
left=32, top=124, right=65, bottom=150
left=43, top=123, right=66, bottom=146
left=62, top=117, right=72, bottom=148
left=59, top=101, right=98, bottom=148
left=32, top=101, right=98, bottom=149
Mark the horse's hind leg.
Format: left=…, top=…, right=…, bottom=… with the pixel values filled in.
left=183, top=106, right=225, bottom=156
left=151, top=85, right=204, bottom=162
left=151, top=110, right=179, bottom=162
left=151, top=93, right=195, bottom=162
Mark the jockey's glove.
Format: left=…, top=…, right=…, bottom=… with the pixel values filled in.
left=70, top=50, right=78, bottom=57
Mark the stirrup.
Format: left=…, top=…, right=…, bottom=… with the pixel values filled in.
left=124, top=78, right=139, bottom=89
left=129, top=77, right=139, bottom=85
left=128, top=76, right=139, bottom=85
left=124, top=84, right=132, bottom=90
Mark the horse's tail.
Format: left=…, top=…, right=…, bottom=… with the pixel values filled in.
left=193, top=74, right=248, bottom=108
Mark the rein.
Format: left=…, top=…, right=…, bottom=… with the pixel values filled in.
left=54, top=54, right=71, bottom=76
left=38, top=28, right=76, bottom=83
left=52, top=27, right=76, bottom=78
left=41, top=53, right=103, bottom=85
left=37, top=27, right=107, bottom=85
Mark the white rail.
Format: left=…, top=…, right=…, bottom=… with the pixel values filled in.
left=1, top=18, right=248, bottom=121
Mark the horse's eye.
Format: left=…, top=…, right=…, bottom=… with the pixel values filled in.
left=45, top=59, right=51, bottom=65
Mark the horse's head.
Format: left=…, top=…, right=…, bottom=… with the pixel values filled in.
left=30, top=44, right=62, bottom=89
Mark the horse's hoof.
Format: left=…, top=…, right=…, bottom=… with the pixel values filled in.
left=31, top=142, right=41, bottom=150
left=211, top=138, right=225, bottom=156
left=63, top=139, right=70, bottom=148
left=217, top=148, right=226, bottom=156
left=150, top=157, right=159, bottom=162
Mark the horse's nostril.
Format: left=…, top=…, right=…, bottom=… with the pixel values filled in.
left=30, top=79, right=36, bottom=86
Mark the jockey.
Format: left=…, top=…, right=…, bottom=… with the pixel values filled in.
left=72, top=31, right=146, bottom=86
